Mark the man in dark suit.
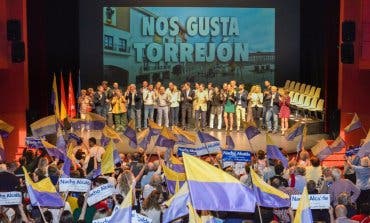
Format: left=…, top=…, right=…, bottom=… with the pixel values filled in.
left=93, top=85, right=108, bottom=118
left=264, top=86, right=280, bottom=133
left=180, top=82, right=195, bottom=130
left=125, top=84, right=143, bottom=131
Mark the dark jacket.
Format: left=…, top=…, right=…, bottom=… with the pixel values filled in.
left=211, top=92, right=223, bottom=106
left=93, top=92, right=107, bottom=107
left=264, top=92, right=280, bottom=113
left=235, top=90, right=248, bottom=108
left=126, top=91, right=143, bottom=110
left=180, top=89, right=195, bottom=108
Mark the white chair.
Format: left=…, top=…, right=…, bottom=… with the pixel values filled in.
left=309, top=99, right=324, bottom=120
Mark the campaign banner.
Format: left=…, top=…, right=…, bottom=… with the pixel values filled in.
left=177, top=141, right=221, bottom=156
left=291, top=194, right=330, bottom=210
left=87, top=183, right=115, bottom=206
left=132, top=211, right=153, bottom=223
left=59, top=178, right=92, bottom=192
left=92, top=217, right=111, bottom=223
left=25, top=137, right=44, bottom=148
left=222, top=150, right=252, bottom=162
left=0, top=191, right=22, bottom=205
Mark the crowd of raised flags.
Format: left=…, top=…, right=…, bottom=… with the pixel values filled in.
left=0, top=88, right=369, bottom=222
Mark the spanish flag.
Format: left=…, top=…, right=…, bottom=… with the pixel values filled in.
left=30, top=115, right=58, bottom=137
left=162, top=164, right=186, bottom=194
left=23, top=167, right=64, bottom=207
left=67, top=72, right=77, bottom=118
left=182, top=153, right=256, bottom=212
left=250, top=169, right=290, bottom=208
left=51, top=73, right=60, bottom=119
left=60, top=73, right=68, bottom=121
left=163, top=182, right=190, bottom=223
left=109, top=183, right=134, bottom=222
left=293, top=186, right=313, bottom=223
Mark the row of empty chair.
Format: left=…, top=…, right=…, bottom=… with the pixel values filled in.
left=283, top=80, right=325, bottom=120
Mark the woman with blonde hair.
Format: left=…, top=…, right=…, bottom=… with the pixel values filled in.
left=249, top=85, right=264, bottom=128
left=223, top=84, right=236, bottom=131
left=279, top=89, right=291, bottom=135
left=169, top=85, right=181, bottom=128
left=111, top=89, right=127, bottom=131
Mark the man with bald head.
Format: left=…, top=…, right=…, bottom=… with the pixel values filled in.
left=264, top=85, right=280, bottom=133
left=140, top=162, right=161, bottom=189
left=329, top=205, right=358, bottom=223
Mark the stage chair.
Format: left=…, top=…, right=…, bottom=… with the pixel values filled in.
left=299, top=83, right=306, bottom=94
left=284, top=80, right=290, bottom=89
left=294, top=94, right=306, bottom=107
left=309, top=99, right=324, bottom=120
left=303, top=85, right=311, bottom=95
left=289, top=81, right=296, bottom=91
left=308, top=86, right=316, bottom=98
left=313, top=87, right=321, bottom=98
left=289, top=91, right=295, bottom=99
left=290, top=92, right=300, bottom=105
left=294, top=82, right=301, bottom=92
left=304, top=97, right=318, bottom=117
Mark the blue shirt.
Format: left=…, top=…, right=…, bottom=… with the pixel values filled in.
left=353, top=165, right=370, bottom=190
left=141, top=171, right=155, bottom=188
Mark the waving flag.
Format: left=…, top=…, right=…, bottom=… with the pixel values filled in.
left=124, top=120, right=137, bottom=148
left=162, top=164, right=186, bottom=194
left=329, top=136, right=346, bottom=153
left=244, top=122, right=261, bottom=140
left=56, top=128, right=66, bottom=152
left=197, top=131, right=219, bottom=144
left=311, top=139, right=331, bottom=161
left=286, top=123, right=304, bottom=141
left=0, top=120, right=14, bottom=137
left=60, top=73, right=68, bottom=121
left=70, top=113, right=106, bottom=130
left=172, top=126, right=197, bottom=144
left=182, top=153, right=256, bottom=212
left=357, top=141, right=370, bottom=158
left=296, top=126, right=306, bottom=152
left=266, top=134, right=288, bottom=168
left=109, top=183, right=134, bottom=223
left=155, top=127, right=178, bottom=148
left=169, top=154, right=185, bottom=173
left=344, top=113, right=362, bottom=133
left=293, top=186, right=313, bottom=223
left=30, top=115, right=58, bottom=137
left=52, top=73, right=60, bottom=120
left=67, top=72, right=76, bottom=118
left=101, top=140, right=115, bottom=175
left=23, top=167, right=64, bottom=207
left=40, top=140, right=65, bottom=160
left=225, top=133, right=235, bottom=150
left=188, top=202, right=202, bottom=223
left=250, top=169, right=290, bottom=208
left=103, top=126, right=123, bottom=144
left=148, top=119, right=162, bottom=135
left=163, top=182, right=190, bottom=223
left=137, top=128, right=152, bottom=150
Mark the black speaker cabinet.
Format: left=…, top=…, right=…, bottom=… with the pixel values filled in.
left=7, top=19, right=21, bottom=41
left=11, top=41, right=25, bottom=63
left=342, top=21, right=355, bottom=42
left=341, top=42, right=354, bottom=64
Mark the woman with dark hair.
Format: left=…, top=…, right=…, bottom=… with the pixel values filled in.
left=59, top=210, right=73, bottom=223
left=141, top=190, right=162, bottom=223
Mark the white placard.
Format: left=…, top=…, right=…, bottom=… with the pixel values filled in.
left=0, top=191, right=22, bottom=205
left=92, top=216, right=111, bottom=223
left=291, top=194, right=330, bottom=210
left=58, top=178, right=91, bottom=192
left=132, top=211, right=153, bottom=223
left=87, top=183, right=115, bottom=206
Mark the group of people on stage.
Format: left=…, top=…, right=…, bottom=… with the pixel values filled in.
left=1, top=135, right=369, bottom=223
left=78, top=79, right=292, bottom=134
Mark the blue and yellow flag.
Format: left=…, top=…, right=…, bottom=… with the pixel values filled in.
left=40, top=140, right=65, bottom=160
left=148, top=119, right=162, bottom=135
left=155, top=126, right=178, bottom=148
left=172, top=126, right=197, bottom=144
left=102, top=126, right=123, bottom=144
left=163, top=182, right=190, bottom=223
left=124, top=120, right=137, bottom=148
left=30, top=115, right=58, bottom=137
left=52, top=73, right=60, bottom=120
left=225, top=132, right=235, bottom=150
left=266, top=134, right=288, bottom=168
left=197, top=131, right=219, bottom=144
left=182, top=153, right=256, bottom=212
left=293, top=186, right=313, bottom=223
left=344, top=113, right=362, bottom=133
left=162, top=164, right=186, bottom=194
left=250, top=169, right=290, bottom=208
left=188, top=202, right=202, bottom=223
left=244, top=122, right=261, bottom=140
left=329, top=136, right=346, bottom=153
left=101, top=140, right=115, bottom=175
left=311, top=139, right=332, bottom=161
left=169, top=153, right=185, bottom=173
left=285, top=123, right=304, bottom=141
left=70, top=112, right=106, bottom=130
left=0, top=120, right=14, bottom=138
left=23, top=167, right=64, bottom=207
left=109, top=183, right=134, bottom=223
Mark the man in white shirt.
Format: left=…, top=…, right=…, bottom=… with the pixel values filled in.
left=156, top=86, right=170, bottom=127
left=143, top=84, right=155, bottom=128
left=194, top=84, right=209, bottom=131
left=86, top=137, right=105, bottom=174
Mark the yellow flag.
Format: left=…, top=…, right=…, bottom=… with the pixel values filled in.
left=188, top=202, right=202, bottom=223
left=101, top=140, right=114, bottom=175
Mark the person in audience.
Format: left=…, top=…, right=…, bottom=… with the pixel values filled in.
left=279, top=89, right=291, bottom=135
left=330, top=205, right=359, bottom=223
left=141, top=190, right=162, bottom=223
left=126, top=84, right=143, bottom=131
left=194, top=83, right=209, bottom=131
left=329, top=168, right=360, bottom=206
left=143, top=84, right=155, bottom=129
left=264, top=86, right=280, bottom=133
left=351, top=202, right=370, bottom=222
left=156, top=86, right=170, bottom=127
left=305, top=156, right=322, bottom=184
left=337, top=192, right=357, bottom=218
left=78, top=89, right=93, bottom=119
left=169, top=85, right=180, bottom=128
left=235, top=84, right=248, bottom=131
left=180, top=82, right=194, bottom=130
left=111, top=89, right=127, bottom=131
left=289, top=166, right=307, bottom=193
left=87, top=137, right=105, bottom=175
left=209, top=86, right=223, bottom=130
left=223, top=84, right=236, bottom=131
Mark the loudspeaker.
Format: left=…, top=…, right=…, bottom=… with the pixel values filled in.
left=342, top=21, right=355, bottom=42
left=7, top=19, right=21, bottom=41
left=11, top=41, right=25, bottom=63
left=341, top=42, right=354, bottom=64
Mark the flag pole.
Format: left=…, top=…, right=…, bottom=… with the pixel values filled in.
left=37, top=204, right=47, bottom=223
left=249, top=170, right=263, bottom=223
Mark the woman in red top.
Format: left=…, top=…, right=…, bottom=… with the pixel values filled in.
left=279, top=89, right=291, bottom=135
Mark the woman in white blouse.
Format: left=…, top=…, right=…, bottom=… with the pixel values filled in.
left=169, top=85, right=181, bottom=128
left=249, top=85, right=264, bottom=128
